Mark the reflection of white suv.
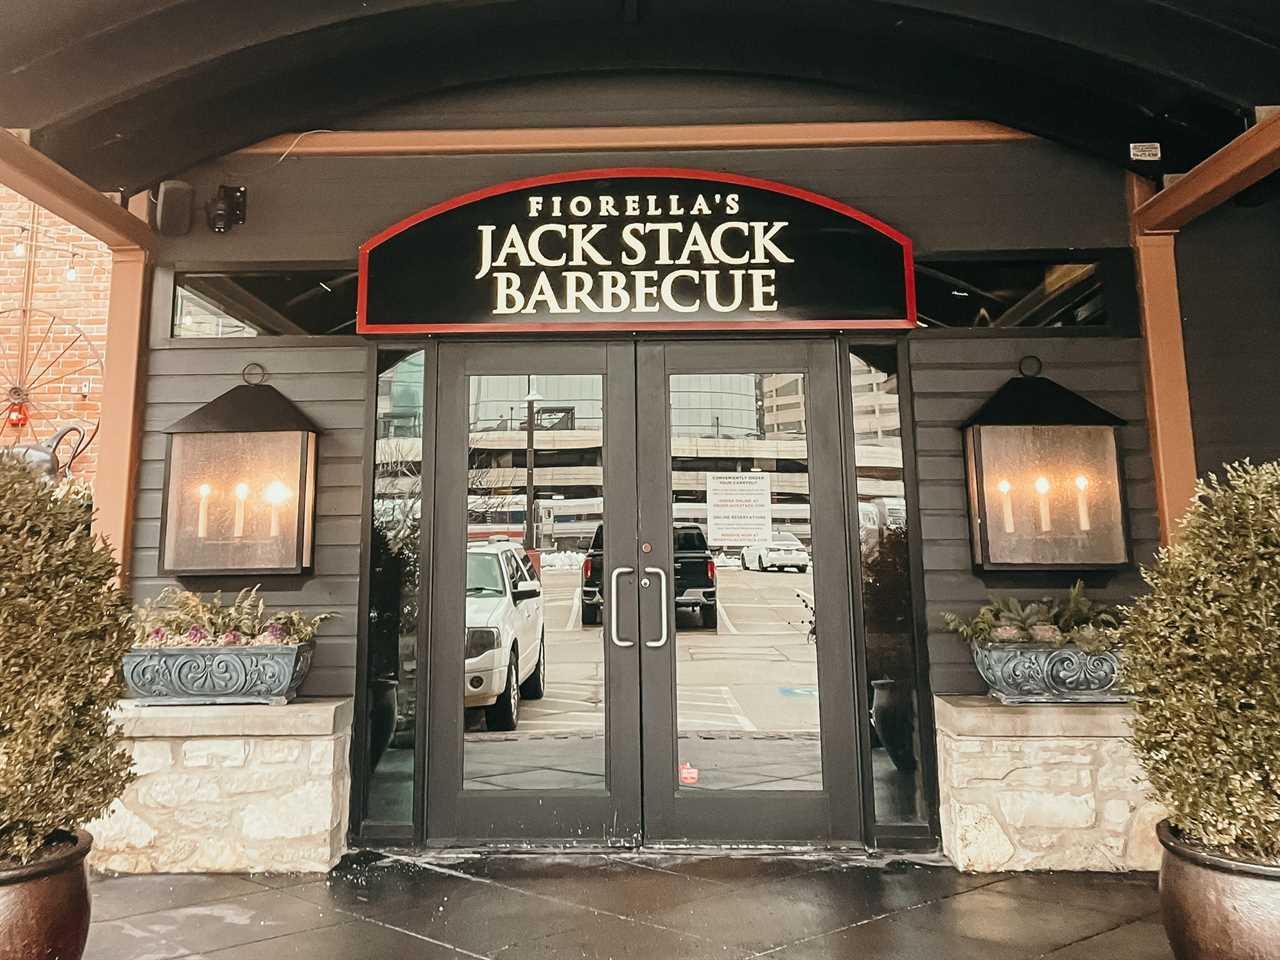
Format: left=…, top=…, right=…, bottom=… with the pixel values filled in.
left=740, top=532, right=810, bottom=573
left=465, top=539, right=546, bottom=731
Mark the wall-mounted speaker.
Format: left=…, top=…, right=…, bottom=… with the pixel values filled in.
left=153, top=180, right=194, bottom=237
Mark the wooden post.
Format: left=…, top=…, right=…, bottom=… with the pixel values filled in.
left=1128, top=174, right=1199, bottom=543
left=94, top=248, right=151, bottom=577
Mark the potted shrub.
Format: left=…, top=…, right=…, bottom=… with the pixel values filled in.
left=1118, top=462, right=1280, bottom=959
left=943, top=580, right=1124, bottom=703
left=124, top=586, right=335, bottom=704
left=0, top=459, right=133, bottom=960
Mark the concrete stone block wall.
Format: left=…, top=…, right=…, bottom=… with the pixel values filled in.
left=0, top=185, right=111, bottom=481
left=89, top=698, right=352, bottom=874
left=935, top=696, right=1165, bottom=872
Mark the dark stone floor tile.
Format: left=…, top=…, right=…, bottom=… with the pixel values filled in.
left=1043, top=920, right=1174, bottom=960
left=983, top=871, right=1161, bottom=919
left=482, top=858, right=728, bottom=916
left=89, top=874, right=265, bottom=922
left=639, top=881, right=864, bottom=952
left=493, top=912, right=751, bottom=960
left=448, top=854, right=615, bottom=881
left=756, top=861, right=1000, bottom=917
left=285, top=858, right=481, bottom=919
left=766, top=913, right=1031, bottom=960
left=199, top=919, right=469, bottom=959
left=83, top=890, right=343, bottom=960
left=891, top=886, right=1127, bottom=954
left=373, top=880, right=601, bottom=954
left=240, top=872, right=328, bottom=890
left=627, top=854, right=832, bottom=887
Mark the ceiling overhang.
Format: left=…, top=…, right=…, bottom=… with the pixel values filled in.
left=1, top=0, right=1276, bottom=193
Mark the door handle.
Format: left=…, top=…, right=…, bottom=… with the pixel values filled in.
left=609, top=566, right=635, bottom=648
left=644, top=566, right=669, bottom=649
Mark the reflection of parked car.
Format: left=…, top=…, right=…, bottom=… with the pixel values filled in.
left=464, top=539, right=545, bottom=730
left=741, top=531, right=810, bottom=573
left=581, top=523, right=719, bottom=628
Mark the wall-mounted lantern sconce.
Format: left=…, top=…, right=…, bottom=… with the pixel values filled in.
left=159, top=364, right=319, bottom=575
left=963, top=357, right=1128, bottom=571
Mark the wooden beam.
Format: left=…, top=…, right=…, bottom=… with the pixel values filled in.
left=1128, top=174, right=1199, bottom=542
left=93, top=248, right=151, bottom=579
left=0, top=128, right=154, bottom=251
left=1132, top=112, right=1280, bottom=234
left=234, top=120, right=1033, bottom=158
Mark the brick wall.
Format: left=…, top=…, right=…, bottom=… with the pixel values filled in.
left=0, top=185, right=111, bottom=482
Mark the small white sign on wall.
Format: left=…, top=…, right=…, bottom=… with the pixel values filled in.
left=705, top=472, right=772, bottom=547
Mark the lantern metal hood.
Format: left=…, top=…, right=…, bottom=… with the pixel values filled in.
left=159, top=369, right=320, bottom=576
left=963, top=363, right=1128, bottom=572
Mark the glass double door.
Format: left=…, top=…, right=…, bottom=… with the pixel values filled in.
left=424, top=339, right=863, bottom=845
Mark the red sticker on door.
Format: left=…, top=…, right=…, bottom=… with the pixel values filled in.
left=678, top=762, right=699, bottom=785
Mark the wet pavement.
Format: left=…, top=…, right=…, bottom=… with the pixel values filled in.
left=86, top=852, right=1173, bottom=959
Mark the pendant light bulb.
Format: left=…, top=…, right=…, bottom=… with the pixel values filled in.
left=65, top=255, right=78, bottom=282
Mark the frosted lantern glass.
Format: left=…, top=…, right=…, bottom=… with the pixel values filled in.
left=162, top=430, right=313, bottom=573
left=969, top=424, right=1126, bottom=567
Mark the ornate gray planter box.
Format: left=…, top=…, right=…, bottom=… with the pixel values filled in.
left=971, top=641, right=1127, bottom=704
left=122, top=642, right=315, bottom=705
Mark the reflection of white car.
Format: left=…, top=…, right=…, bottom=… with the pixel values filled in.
left=464, top=539, right=545, bottom=730
left=740, top=532, right=810, bottom=573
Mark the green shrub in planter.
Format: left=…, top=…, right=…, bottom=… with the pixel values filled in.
left=1119, top=461, right=1280, bottom=863
left=0, top=458, right=133, bottom=864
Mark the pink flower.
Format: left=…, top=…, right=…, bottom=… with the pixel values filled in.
left=185, top=626, right=208, bottom=643
left=220, top=631, right=242, bottom=646
left=991, top=625, right=1024, bottom=642
left=1030, top=624, right=1063, bottom=643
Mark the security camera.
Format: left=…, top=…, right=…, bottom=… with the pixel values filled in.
left=206, top=185, right=247, bottom=233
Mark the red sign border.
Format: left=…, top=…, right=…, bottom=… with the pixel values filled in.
left=356, top=167, right=917, bottom=334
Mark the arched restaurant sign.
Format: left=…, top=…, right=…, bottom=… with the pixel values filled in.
left=357, top=168, right=916, bottom=334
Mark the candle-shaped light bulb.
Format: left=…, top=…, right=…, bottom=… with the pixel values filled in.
left=1034, top=476, right=1052, bottom=532
left=264, top=480, right=291, bottom=537
left=233, top=482, right=250, bottom=538
left=1075, top=474, right=1091, bottom=531
left=196, top=483, right=211, bottom=539
left=996, top=479, right=1015, bottom=534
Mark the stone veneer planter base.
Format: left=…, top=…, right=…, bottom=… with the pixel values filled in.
left=935, top=695, right=1165, bottom=873
left=88, top=698, right=352, bottom=874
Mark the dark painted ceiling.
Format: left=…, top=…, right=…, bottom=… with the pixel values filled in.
left=2, top=0, right=1278, bottom=193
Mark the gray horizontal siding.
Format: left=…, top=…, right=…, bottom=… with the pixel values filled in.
left=908, top=336, right=1159, bottom=694
left=129, top=344, right=371, bottom=698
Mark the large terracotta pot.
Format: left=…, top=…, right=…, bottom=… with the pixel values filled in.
left=1158, top=820, right=1280, bottom=960
left=0, top=830, right=92, bottom=960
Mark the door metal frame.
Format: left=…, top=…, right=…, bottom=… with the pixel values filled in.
left=352, top=333, right=941, bottom=849
left=836, top=336, right=941, bottom=848
left=635, top=338, right=865, bottom=845
left=423, top=340, right=642, bottom=844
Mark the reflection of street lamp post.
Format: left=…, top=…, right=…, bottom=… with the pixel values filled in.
left=524, top=378, right=542, bottom=549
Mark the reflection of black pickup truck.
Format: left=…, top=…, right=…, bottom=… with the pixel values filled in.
left=581, top=523, right=718, bottom=628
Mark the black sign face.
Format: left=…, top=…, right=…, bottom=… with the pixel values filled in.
left=357, top=168, right=916, bottom=334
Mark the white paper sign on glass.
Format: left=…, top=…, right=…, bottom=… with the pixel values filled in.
left=705, top=472, right=773, bottom=547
